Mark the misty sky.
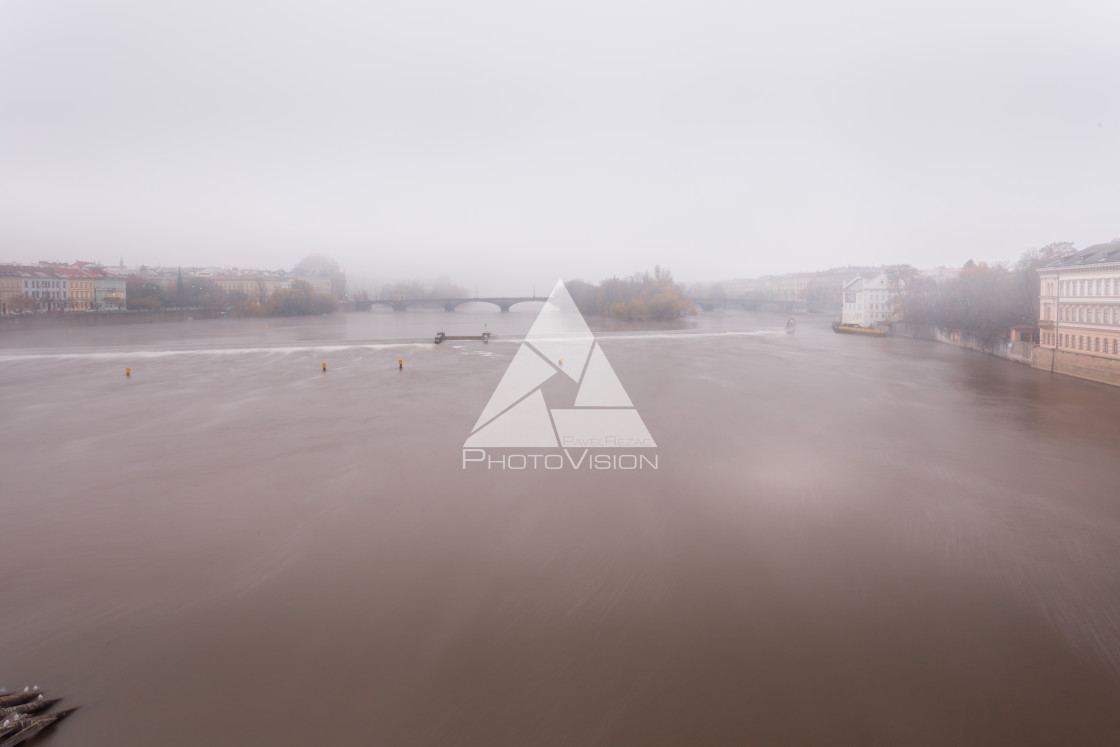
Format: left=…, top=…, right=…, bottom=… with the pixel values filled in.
left=1, top=0, right=1118, bottom=295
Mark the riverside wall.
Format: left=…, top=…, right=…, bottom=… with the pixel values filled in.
left=1030, top=347, right=1120, bottom=387
left=889, top=323, right=1034, bottom=365
left=0, top=308, right=222, bottom=331
left=892, top=322, right=1120, bottom=388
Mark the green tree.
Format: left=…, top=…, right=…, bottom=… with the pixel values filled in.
left=568, top=267, right=689, bottom=320
left=264, top=280, right=337, bottom=316
left=884, top=264, right=920, bottom=318
left=13, top=294, right=39, bottom=313
left=225, top=289, right=249, bottom=314
left=1014, top=241, right=1075, bottom=324
left=125, top=275, right=166, bottom=310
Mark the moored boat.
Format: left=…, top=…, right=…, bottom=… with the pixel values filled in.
left=831, top=321, right=887, bottom=336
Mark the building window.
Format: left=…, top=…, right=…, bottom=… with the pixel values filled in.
left=1097, top=308, right=1102, bottom=323
left=1096, top=338, right=1101, bottom=352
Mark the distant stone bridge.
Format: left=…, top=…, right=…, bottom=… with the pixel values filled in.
left=351, top=295, right=798, bottom=314
left=354, top=296, right=545, bottom=313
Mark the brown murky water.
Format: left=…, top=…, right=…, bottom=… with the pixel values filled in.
left=3, top=310, right=1120, bottom=745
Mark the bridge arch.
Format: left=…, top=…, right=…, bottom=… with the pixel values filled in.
left=506, top=300, right=546, bottom=313
left=448, top=300, right=503, bottom=313
left=399, top=302, right=447, bottom=313
left=360, top=296, right=545, bottom=312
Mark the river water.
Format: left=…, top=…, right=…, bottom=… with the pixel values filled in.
left=3, top=308, right=1120, bottom=745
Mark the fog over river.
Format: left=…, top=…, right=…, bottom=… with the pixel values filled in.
left=3, top=308, right=1120, bottom=745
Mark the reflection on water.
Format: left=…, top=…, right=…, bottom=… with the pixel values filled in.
left=2, top=310, right=1120, bottom=745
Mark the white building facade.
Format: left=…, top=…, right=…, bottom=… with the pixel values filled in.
left=95, top=273, right=127, bottom=310
left=21, top=269, right=70, bottom=311
left=840, top=273, right=892, bottom=327
left=1037, top=239, right=1120, bottom=363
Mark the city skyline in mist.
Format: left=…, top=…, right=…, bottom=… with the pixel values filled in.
left=2, top=0, right=1118, bottom=295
